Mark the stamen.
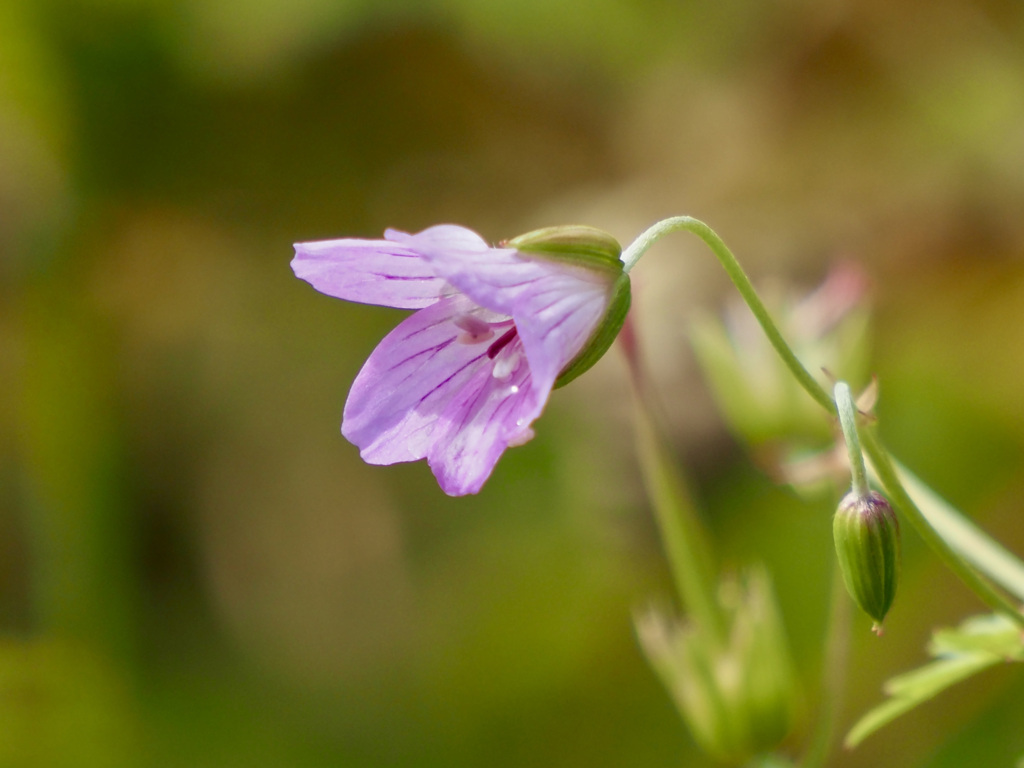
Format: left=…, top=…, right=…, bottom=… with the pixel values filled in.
left=486, top=326, right=518, bottom=359
left=491, top=350, right=520, bottom=380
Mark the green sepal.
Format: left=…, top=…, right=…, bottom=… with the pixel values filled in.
left=833, top=490, right=901, bottom=628
left=506, top=225, right=623, bottom=275
left=555, top=272, right=631, bottom=388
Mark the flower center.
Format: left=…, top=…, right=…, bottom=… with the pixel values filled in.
left=453, top=314, right=523, bottom=381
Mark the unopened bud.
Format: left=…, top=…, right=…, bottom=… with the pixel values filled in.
left=833, top=491, right=901, bottom=631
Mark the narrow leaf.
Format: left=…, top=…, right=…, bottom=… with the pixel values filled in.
left=845, top=654, right=1000, bottom=748
left=844, top=611, right=1023, bottom=748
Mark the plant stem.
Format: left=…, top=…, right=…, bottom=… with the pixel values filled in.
left=621, top=216, right=834, bottom=413
left=798, top=559, right=851, bottom=768
left=631, top=392, right=729, bottom=645
left=620, top=316, right=728, bottom=645
left=622, top=215, right=1024, bottom=624
left=834, top=382, right=869, bottom=498
left=884, top=459, right=1024, bottom=603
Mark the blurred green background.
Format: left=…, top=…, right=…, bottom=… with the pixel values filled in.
left=3, top=0, right=1024, bottom=765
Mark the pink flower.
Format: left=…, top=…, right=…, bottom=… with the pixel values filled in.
left=292, top=224, right=630, bottom=495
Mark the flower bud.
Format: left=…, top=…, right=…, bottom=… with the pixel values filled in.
left=506, top=225, right=631, bottom=388
left=833, top=490, right=900, bottom=630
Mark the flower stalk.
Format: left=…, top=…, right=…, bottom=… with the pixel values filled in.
left=621, top=216, right=835, bottom=414
left=621, top=319, right=728, bottom=645
left=883, top=458, right=1024, bottom=602
left=622, top=216, right=1024, bottom=628
left=834, top=382, right=869, bottom=499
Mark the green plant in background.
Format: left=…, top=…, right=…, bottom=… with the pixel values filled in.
left=635, top=568, right=801, bottom=766
left=619, top=217, right=1024, bottom=765
left=7, top=0, right=1024, bottom=764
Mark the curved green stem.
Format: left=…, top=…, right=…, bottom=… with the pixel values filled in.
left=622, top=215, right=1024, bottom=626
left=834, top=382, right=869, bottom=498
left=621, top=216, right=834, bottom=414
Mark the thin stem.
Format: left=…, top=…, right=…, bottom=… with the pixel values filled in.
left=631, top=391, right=729, bottom=645
left=834, top=382, right=869, bottom=498
left=861, top=428, right=1024, bottom=628
left=621, top=216, right=834, bottom=414
left=798, top=558, right=851, bottom=768
left=621, top=316, right=729, bottom=645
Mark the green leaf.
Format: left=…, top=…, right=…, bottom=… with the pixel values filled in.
left=845, top=655, right=999, bottom=748
left=890, top=460, right=1024, bottom=603
left=844, top=612, right=1023, bottom=748
left=929, top=613, right=1023, bottom=658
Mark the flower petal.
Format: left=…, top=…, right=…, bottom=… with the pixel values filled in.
left=384, top=224, right=493, bottom=261
left=292, top=235, right=448, bottom=309
left=505, top=266, right=614, bottom=393
left=401, top=227, right=616, bottom=399
left=341, top=294, right=510, bottom=465
left=427, top=342, right=536, bottom=495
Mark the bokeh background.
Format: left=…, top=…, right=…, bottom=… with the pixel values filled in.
left=3, top=0, right=1024, bottom=765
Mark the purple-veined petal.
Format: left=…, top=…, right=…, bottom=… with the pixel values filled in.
left=292, top=235, right=448, bottom=309
left=342, top=294, right=512, bottom=465
left=427, top=339, right=538, bottom=495
left=402, top=227, right=616, bottom=399
left=383, top=224, right=493, bottom=261
left=506, top=265, right=613, bottom=393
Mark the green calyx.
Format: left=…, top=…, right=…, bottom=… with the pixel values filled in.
left=556, top=273, right=631, bottom=388
left=833, top=490, right=901, bottom=631
left=506, top=225, right=624, bottom=275
left=505, top=225, right=631, bottom=388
